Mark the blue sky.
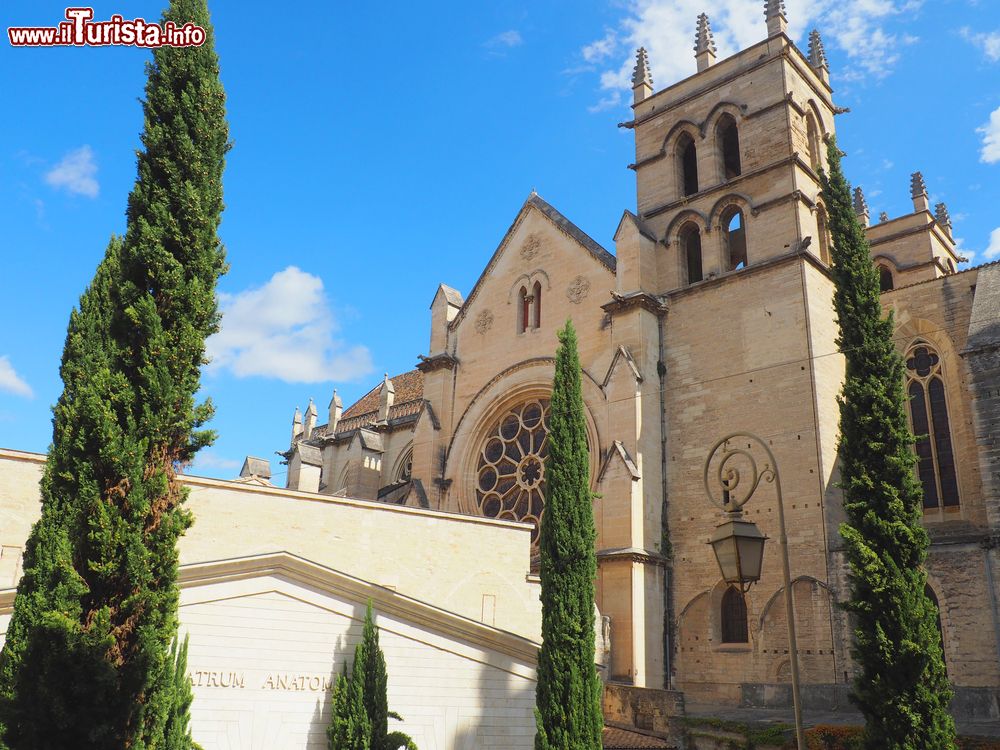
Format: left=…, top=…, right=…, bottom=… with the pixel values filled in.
left=1, top=0, right=998, bottom=484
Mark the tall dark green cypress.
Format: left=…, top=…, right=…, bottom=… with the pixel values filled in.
left=0, top=1, right=227, bottom=747
left=821, top=136, right=956, bottom=749
left=534, top=321, right=603, bottom=750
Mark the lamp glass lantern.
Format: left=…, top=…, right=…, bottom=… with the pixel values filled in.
left=709, top=516, right=767, bottom=591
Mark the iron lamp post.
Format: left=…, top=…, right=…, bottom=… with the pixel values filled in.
left=703, top=432, right=805, bottom=750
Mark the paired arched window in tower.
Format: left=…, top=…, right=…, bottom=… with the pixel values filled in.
left=517, top=282, right=542, bottom=333
left=680, top=223, right=703, bottom=284
left=878, top=265, right=894, bottom=292
left=721, top=586, right=749, bottom=643
left=678, top=133, right=699, bottom=197
left=723, top=207, right=747, bottom=271
left=905, top=343, right=960, bottom=509
left=716, top=114, right=742, bottom=180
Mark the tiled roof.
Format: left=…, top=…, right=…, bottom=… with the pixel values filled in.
left=603, top=726, right=675, bottom=749
left=342, top=369, right=424, bottom=419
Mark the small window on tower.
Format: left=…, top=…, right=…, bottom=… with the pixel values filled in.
left=680, top=223, right=703, bottom=284
left=878, top=265, right=894, bottom=292
left=678, top=133, right=699, bottom=197
left=717, top=114, right=741, bottom=180
left=723, top=207, right=747, bottom=271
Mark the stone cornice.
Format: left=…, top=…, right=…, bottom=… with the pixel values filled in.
left=601, top=291, right=668, bottom=317
left=597, top=546, right=667, bottom=567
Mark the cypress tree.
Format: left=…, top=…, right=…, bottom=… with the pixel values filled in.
left=820, top=136, right=956, bottom=749
left=0, top=0, right=228, bottom=746
left=328, top=603, right=416, bottom=750
left=162, top=636, right=202, bottom=750
left=534, top=321, right=603, bottom=750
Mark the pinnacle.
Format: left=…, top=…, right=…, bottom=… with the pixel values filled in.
left=853, top=187, right=869, bottom=217
left=764, top=0, right=786, bottom=21
left=935, top=202, right=952, bottom=233
left=694, top=13, right=717, bottom=55
left=808, top=30, right=828, bottom=70
left=910, top=171, right=928, bottom=198
left=631, top=47, right=653, bottom=88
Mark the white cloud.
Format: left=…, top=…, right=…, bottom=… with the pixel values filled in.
left=580, top=0, right=921, bottom=107
left=0, top=357, right=33, bottom=398
left=960, top=27, right=1000, bottom=61
left=985, top=227, right=1000, bottom=260
left=190, top=450, right=241, bottom=472
left=485, top=30, right=523, bottom=49
left=45, top=145, right=99, bottom=198
left=588, top=91, right=623, bottom=113
left=206, top=266, right=374, bottom=384
left=977, top=106, right=1000, bottom=164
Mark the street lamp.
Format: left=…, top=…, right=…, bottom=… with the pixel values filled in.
left=703, top=432, right=805, bottom=750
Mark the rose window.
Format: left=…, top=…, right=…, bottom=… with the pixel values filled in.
left=476, top=399, right=550, bottom=546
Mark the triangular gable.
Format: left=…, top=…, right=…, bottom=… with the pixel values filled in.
left=452, top=192, right=616, bottom=329
left=598, top=440, right=640, bottom=483
left=613, top=210, right=657, bottom=243
left=602, top=345, right=643, bottom=390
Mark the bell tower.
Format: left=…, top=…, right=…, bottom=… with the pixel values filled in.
left=611, top=9, right=851, bottom=698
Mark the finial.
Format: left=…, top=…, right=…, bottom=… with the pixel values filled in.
left=764, top=0, right=788, bottom=37
left=378, top=373, right=396, bottom=423
left=935, top=202, right=952, bottom=235
left=694, top=14, right=717, bottom=72
left=879, top=211, right=889, bottom=223
left=853, top=187, right=870, bottom=227
left=328, top=389, right=343, bottom=433
left=292, top=406, right=303, bottom=443
left=910, top=171, right=930, bottom=212
left=631, top=47, right=653, bottom=89
left=808, top=30, right=828, bottom=70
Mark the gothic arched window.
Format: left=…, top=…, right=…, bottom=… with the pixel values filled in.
left=680, top=223, right=703, bottom=284
left=806, top=113, right=822, bottom=172
left=678, top=133, right=699, bottom=197
left=723, top=207, right=747, bottom=271
left=905, top=344, right=960, bottom=508
left=721, top=586, right=748, bottom=643
left=517, top=286, right=528, bottom=333
left=532, top=281, right=542, bottom=329
left=879, top=265, right=894, bottom=292
left=717, top=114, right=741, bottom=180
left=817, top=205, right=831, bottom=265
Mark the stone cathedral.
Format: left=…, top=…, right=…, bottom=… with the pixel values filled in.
left=283, top=4, right=1000, bottom=718
left=2, top=5, right=999, bottom=748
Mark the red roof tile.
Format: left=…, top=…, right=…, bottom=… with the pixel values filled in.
left=602, top=726, right=674, bottom=749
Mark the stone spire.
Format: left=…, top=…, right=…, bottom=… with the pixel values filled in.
left=808, top=30, right=829, bottom=83
left=377, top=373, right=395, bottom=424
left=853, top=186, right=870, bottom=227
left=291, top=406, right=303, bottom=443
left=328, top=388, right=343, bottom=434
left=303, top=398, right=318, bottom=439
left=764, top=0, right=788, bottom=37
left=632, top=47, right=654, bottom=104
left=910, top=171, right=930, bottom=212
left=694, top=13, right=717, bottom=73
left=935, top=202, right=953, bottom=236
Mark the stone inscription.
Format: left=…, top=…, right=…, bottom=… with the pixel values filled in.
left=190, top=669, right=332, bottom=692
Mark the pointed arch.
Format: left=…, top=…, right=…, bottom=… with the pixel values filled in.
left=904, top=341, right=960, bottom=508
left=716, top=113, right=742, bottom=180
left=878, top=265, right=894, bottom=292
left=816, top=204, right=831, bottom=265
left=517, top=286, right=528, bottom=334
left=678, top=132, right=699, bottom=197
left=679, top=222, right=703, bottom=284
left=721, top=586, right=748, bottom=643
left=532, top=280, right=542, bottom=329
left=722, top=206, right=747, bottom=271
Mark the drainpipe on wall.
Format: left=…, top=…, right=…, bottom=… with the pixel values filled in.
left=657, top=303, right=674, bottom=689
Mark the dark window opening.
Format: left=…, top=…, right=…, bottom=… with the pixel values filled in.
left=532, top=281, right=542, bottom=329
left=878, top=265, right=894, bottom=292
left=721, top=586, right=749, bottom=643
left=817, top=207, right=831, bottom=265
left=681, top=224, right=703, bottom=284
left=518, top=286, right=529, bottom=334
left=806, top=114, right=822, bottom=172
left=718, top=115, right=741, bottom=180
left=679, top=135, right=699, bottom=197
left=724, top=209, right=747, bottom=271
left=905, top=345, right=960, bottom=509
